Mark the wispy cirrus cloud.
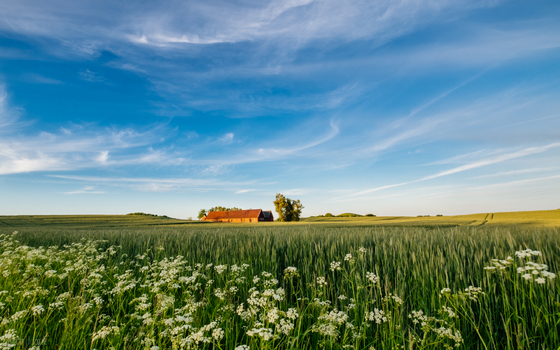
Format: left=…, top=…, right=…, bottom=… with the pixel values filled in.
left=50, top=174, right=258, bottom=192
left=470, top=167, right=560, bottom=179
left=420, top=143, right=560, bottom=181
left=21, top=73, right=63, bottom=85
left=128, top=0, right=499, bottom=50
left=64, top=186, right=104, bottom=195
left=235, top=189, right=256, bottom=194
left=0, top=0, right=502, bottom=61
left=0, top=84, right=23, bottom=131
left=346, top=142, right=560, bottom=197
left=0, top=121, right=175, bottom=175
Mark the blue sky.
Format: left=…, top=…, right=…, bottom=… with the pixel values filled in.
left=1, top=0, right=559, bottom=218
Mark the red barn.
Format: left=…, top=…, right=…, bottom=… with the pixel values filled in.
left=202, top=209, right=274, bottom=223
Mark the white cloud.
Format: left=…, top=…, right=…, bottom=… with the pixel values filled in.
left=0, top=84, right=23, bottom=132
left=60, top=127, right=72, bottom=135
left=0, top=0, right=500, bottom=56
left=282, top=188, right=309, bottom=196
left=21, top=73, right=63, bottom=85
left=421, top=143, right=560, bottom=181
left=0, top=118, right=174, bottom=174
left=137, top=183, right=179, bottom=192
left=79, top=69, right=106, bottom=83
left=0, top=147, right=65, bottom=174
left=49, top=175, right=258, bottom=192
left=184, top=131, right=199, bottom=139
left=363, top=118, right=443, bottom=155
left=64, top=186, right=105, bottom=195
left=470, top=174, right=560, bottom=191
left=235, top=189, right=256, bottom=194
left=196, top=119, right=340, bottom=167
left=471, top=167, right=560, bottom=179
left=220, top=133, right=234, bottom=143
left=349, top=142, right=560, bottom=197
left=96, top=151, right=109, bottom=163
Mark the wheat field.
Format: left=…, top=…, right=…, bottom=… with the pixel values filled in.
left=0, top=216, right=558, bottom=349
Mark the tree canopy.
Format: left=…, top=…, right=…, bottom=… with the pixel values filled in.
left=273, top=193, right=304, bottom=222
left=198, top=207, right=243, bottom=219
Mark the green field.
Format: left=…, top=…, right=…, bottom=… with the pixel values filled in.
left=0, top=211, right=558, bottom=349
left=2, top=208, right=559, bottom=229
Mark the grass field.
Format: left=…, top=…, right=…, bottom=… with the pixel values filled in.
left=0, top=211, right=558, bottom=349
left=1, top=209, right=559, bottom=229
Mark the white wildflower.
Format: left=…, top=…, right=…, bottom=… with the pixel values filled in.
left=366, top=272, right=379, bottom=285
left=212, top=328, right=224, bottom=341
left=247, top=328, right=274, bottom=341
left=286, top=308, right=298, bottom=320
left=464, top=286, right=485, bottom=301
left=214, top=265, right=227, bottom=274
left=92, top=326, right=120, bottom=342
left=330, top=261, right=342, bottom=271
left=365, top=308, right=388, bottom=324
left=515, top=249, right=542, bottom=259
left=31, top=305, right=45, bottom=316
left=284, top=267, right=299, bottom=279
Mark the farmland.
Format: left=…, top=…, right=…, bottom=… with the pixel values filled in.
left=0, top=211, right=558, bottom=349
left=1, top=208, right=559, bottom=229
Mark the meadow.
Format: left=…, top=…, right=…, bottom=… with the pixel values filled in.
left=0, top=213, right=558, bottom=349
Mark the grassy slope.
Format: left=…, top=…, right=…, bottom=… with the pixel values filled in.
left=304, top=209, right=560, bottom=227
left=0, top=209, right=559, bottom=229
left=0, top=214, right=199, bottom=228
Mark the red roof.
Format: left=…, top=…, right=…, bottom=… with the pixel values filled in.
left=204, top=209, right=263, bottom=220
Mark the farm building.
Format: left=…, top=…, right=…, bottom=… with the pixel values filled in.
left=201, top=209, right=274, bottom=223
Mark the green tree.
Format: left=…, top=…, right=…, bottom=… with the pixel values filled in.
left=199, top=206, right=242, bottom=220
left=198, top=209, right=207, bottom=220
left=273, top=193, right=287, bottom=221
left=291, top=199, right=303, bottom=221
left=209, top=206, right=242, bottom=212
left=273, top=193, right=304, bottom=222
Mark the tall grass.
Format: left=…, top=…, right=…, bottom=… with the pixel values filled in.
left=0, top=225, right=558, bottom=349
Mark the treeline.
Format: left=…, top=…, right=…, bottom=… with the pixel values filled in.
left=198, top=207, right=243, bottom=219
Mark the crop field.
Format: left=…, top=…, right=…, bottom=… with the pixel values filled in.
left=0, top=214, right=558, bottom=349
left=1, top=209, right=559, bottom=230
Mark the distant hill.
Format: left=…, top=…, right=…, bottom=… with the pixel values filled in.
left=304, top=209, right=560, bottom=227
left=127, top=212, right=171, bottom=218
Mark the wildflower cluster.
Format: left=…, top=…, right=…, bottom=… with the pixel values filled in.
left=484, top=256, right=514, bottom=271
left=283, top=267, right=299, bottom=280
left=462, top=286, right=485, bottom=301
left=366, top=271, right=379, bottom=285
left=484, top=248, right=556, bottom=284
left=408, top=309, right=463, bottom=348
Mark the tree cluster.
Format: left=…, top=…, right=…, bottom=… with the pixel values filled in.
left=198, top=206, right=242, bottom=220
left=273, top=193, right=304, bottom=222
